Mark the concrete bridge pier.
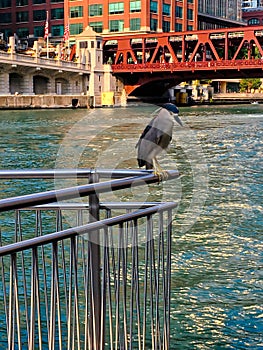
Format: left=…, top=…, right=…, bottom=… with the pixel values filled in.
left=0, top=72, right=9, bottom=94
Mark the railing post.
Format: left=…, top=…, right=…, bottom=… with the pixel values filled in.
left=88, top=172, right=102, bottom=349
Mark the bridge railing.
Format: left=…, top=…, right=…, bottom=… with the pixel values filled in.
left=111, top=58, right=263, bottom=73
left=0, top=51, right=90, bottom=71
left=0, top=169, right=179, bottom=350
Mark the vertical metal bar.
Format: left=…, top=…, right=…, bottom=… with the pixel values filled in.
left=49, top=242, right=58, bottom=350
left=129, top=222, right=135, bottom=350
left=88, top=172, right=101, bottom=350
left=29, top=248, right=36, bottom=349
left=148, top=216, right=156, bottom=350
left=115, top=225, right=121, bottom=350
left=155, top=213, right=163, bottom=349
left=67, top=237, right=73, bottom=350
left=133, top=219, right=142, bottom=350
left=72, top=236, right=81, bottom=350
left=100, top=227, right=108, bottom=350
left=142, top=218, right=149, bottom=350
left=14, top=253, right=22, bottom=350
left=35, top=247, right=43, bottom=350
left=29, top=246, right=43, bottom=350
left=38, top=211, right=50, bottom=347
left=17, top=210, right=32, bottom=347
left=0, top=229, right=9, bottom=342
left=121, top=223, right=128, bottom=350
left=8, top=255, right=14, bottom=350
left=56, top=209, right=69, bottom=320
left=165, top=209, right=172, bottom=350
left=83, top=235, right=90, bottom=350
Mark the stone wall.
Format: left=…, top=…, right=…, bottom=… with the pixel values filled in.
left=0, top=95, right=91, bottom=109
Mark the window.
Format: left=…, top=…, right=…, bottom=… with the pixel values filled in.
left=16, top=27, right=29, bottom=37
left=16, top=11, right=29, bottom=22
left=150, top=1, right=158, bottom=13
left=34, top=25, right=44, bottom=37
left=70, top=6, right=83, bottom=18
left=130, top=0, right=141, bottom=12
left=109, top=2, right=124, bottom=14
left=89, top=4, right=103, bottom=16
left=0, top=0, right=11, bottom=7
left=187, top=25, right=193, bottom=31
left=51, top=8, right=64, bottom=20
left=79, top=41, right=87, bottom=49
left=188, top=0, right=193, bottom=3
left=187, top=9, right=193, bottom=20
left=130, top=18, right=140, bottom=30
left=16, top=0, right=28, bottom=6
left=33, top=10, right=46, bottom=21
left=248, top=18, right=260, bottom=25
left=162, top=20, right=170, bottom=32
left=109, top=19, right=124, bottom=32
left=175, top=23, right=182, bottom=31
left=0, top=12, right=11, bottom=23
left=89, top=21, right=103, bottom=33
left=51, top=0, right=63, bottom=3
left=163, top=3, right=170, bottom=16
left=176, top=6, right=182, bottom=18
left=70, top=23, right=83, bottom=35
left=1, top=28, right=12, bottom=38
left=150, top=17, right=157, bottom=31
left=52, top=25, right=64, bottom=36
left=33, top=0, right=45, bottom=4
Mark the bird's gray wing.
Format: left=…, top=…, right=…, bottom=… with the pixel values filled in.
left=135, top=124, right=152, bottom=149
left=136, top=108, right=173, bottom=168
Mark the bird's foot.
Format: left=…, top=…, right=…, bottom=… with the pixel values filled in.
left=152, top=158, right=169, bottom=182
left=153, top=169, right=169, bottom=182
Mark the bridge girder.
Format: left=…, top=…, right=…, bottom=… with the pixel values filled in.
left=103, top=26, right=263, bottom=96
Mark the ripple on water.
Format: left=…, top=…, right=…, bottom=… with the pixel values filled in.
left=0, top=105, right=262, bottom=349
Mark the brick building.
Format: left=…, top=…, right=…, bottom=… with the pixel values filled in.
left=0, top=0, right=198, bottom=43
left=64, top=0, right=198, bottom=36
left=0, top=0, right=64, bottom=42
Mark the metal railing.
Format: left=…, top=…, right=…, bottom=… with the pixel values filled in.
left=0, top=169, right=179, bottom=350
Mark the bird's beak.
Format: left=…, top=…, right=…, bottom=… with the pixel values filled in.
left=173, top=114, right=183, bottom=126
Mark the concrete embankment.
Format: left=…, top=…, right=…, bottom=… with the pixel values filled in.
left=212, top=92, right=263, bottom=104
left=0, top=95, right=92, bottom=109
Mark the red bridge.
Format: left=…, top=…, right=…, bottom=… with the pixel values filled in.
left=103, top=26, right=263, bottom=96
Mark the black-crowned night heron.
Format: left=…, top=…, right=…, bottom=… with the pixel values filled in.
left=136, top=103, right=183, bottom=180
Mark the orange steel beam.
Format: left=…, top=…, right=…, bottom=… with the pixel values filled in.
left=102, top=26, right=263, bottom=94
left=103, top=26, right=263, bottom=64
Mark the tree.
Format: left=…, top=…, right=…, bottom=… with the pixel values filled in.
left=239, top=78, right=262, bottom=92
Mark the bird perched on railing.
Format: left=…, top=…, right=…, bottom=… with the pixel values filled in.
left=136, top=103, right=183, bottom=180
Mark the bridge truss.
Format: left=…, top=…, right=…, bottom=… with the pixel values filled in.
left=103, top=26, right=263, bottom=95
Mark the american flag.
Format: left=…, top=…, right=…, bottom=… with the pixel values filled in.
left=44, top=12, right=49, bottom=40
left=63, top=23, right=70, bottom=42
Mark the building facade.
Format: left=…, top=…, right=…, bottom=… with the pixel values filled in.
left=64, top=0, right=198, bottom=36
left=242, top=0, right=263, bottom=9
left=198, top=0, right=244, bottom=29
left=0, top=0, right=198, bottom=43
left=0, top=0, right=64, bottom=44
left=242, top=0, right=263, bottom=25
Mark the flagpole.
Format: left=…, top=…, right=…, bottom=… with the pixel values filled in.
left=46, top=11, right=49, bottom=58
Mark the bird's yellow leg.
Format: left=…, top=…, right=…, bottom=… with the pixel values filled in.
left=152, top=158, right=168, bottom=181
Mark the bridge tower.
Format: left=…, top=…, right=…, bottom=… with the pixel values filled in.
left=75, top=26, right=126, bottom=107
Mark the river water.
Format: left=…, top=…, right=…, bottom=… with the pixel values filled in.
left=0, top=103, right=262, bottom=349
